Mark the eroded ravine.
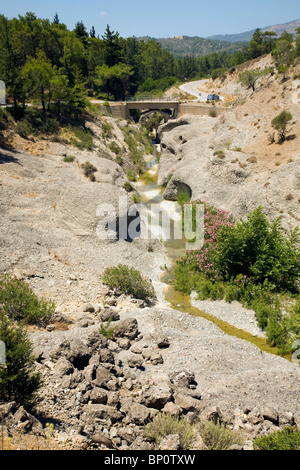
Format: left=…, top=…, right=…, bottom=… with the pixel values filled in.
left=135, top=142, right=292, bottom=362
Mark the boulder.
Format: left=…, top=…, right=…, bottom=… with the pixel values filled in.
left=83, top=404, right=123, bottom=424
left=140, top=383, right=173, bottom=410
left=50, top=339, right=91, bottom=369
left=89, top=388, right=108, bottom=405
left=113, top=318, right=139, bottom=340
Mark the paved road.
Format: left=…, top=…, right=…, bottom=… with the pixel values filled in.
left=179, top=79, right=224, bottom=102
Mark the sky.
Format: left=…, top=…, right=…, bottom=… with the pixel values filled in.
left=0, top=0, right=299, bottom=39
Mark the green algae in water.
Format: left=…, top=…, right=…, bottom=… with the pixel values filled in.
left=163, top=282, right=292, bottom=362
left=137, top=145, right=293, bottom=363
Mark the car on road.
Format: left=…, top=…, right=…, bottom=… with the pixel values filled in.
left=207, top=94, right=220, bottom=101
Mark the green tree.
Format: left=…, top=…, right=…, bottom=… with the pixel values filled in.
left=0, top=312, right=43, bottom=409
left=50, top=72, right=69, bottom=120
left=102, top=25, right=121, bottom=67
left=21, top=50, right=54, bottom=113
left=271, top=110, right=293, bottom=142
left=272, top=39, right=295, bottom=71
left=96, top=63, right=134, bottom=100
left=238, top=69, right=262, bottom=92
left=295, top=27, right=300, bottom=56
left=261, top=31, right=277, bottom=53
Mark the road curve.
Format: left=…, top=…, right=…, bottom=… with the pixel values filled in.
left=179, top=79, right=224, bottom=102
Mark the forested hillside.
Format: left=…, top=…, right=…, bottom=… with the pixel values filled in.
left=1, top=11, right=300, bottom=115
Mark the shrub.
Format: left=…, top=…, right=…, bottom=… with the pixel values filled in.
left=0, top=274, right=55, bottom=325
left=102, top=264, right=155, bottom=301
left=0, top=312, right=43, bottom=409
left=63, top=155, right=75, bottom=163
left=127, top=170, right=137, bottom=182
left=271, top=110, right=293, bottom=142
left=81, top=162, right=97, bottom=180
left=99, top=318, right=116, bottom=340
left=213, top=207, right=300, bottom=289
left=71, top=126, right=94, bottom=150
left=16, top=120, right=35, bottom=138
left=123, top=182, right=133, bottom=193
left=253, top=427, right=300, bottom=450
left=144, top=413, right=195, bottom=449
left=198, top=419, right=244, bottom=450
left=109, top=141, right=121, bottom=155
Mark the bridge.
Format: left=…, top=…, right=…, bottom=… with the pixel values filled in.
left=92, top=96, right=225, bottom=121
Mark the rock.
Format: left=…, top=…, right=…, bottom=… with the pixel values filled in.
left=150, top=350, right=164, bottom=365
left=0, top=402, right=17, bottom=418
left=88, top=432, right=114, bottom=449
left=262, top=407, right=279, bottom=425
left=93, top=365, right=114, bottom=389
left=130, top=344, right=143, bottom=354
left=174, top=393, right=202, bottom=414
left=100, top=307, right=120, bottom=322
left=156, top=335, right=170, bottom=349
left=190, top=432, right=208, bottom=451
left=162, top=402, right=182, bottom=416
left=86, top=332, right=108, bottom=352
left=169, top=370, right=196, bottom=389
left=99, top=348, right=115, bottom=364
left=113, top=318, right=139, bottom=340
left=121, top=400, right=151, bottom=425
left=51, top=312, right=73, bottom=324
left=50, top=339, right=91, bottom=369
left=116, top=337, right=131, bottom=349
left=140, top=383, right=173, bottom=410
left=52, top=357, right=74, bottom=377
left=83, top=404, right=123, bottom=424
left=200, top=406, right=223, bottom=424
left=89, top=388, right=108, bottom=405
left=13, top=407, right=44, bottom=435
left=159, top=434, right=181, bottom=450
left=82, top=303, right=95, bottom=313
left=127, top=356, right=144, bottom=369
left=104, top=298, right=117, bottom=307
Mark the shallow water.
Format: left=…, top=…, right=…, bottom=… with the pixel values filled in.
left=137, top=145, right=292, bottom=362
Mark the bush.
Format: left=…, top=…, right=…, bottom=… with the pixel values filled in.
left=123, top=182, right=133, bottom=192
left=102, top=264, right=155, bottom=301
left=198, top=419, right=244, bottom=450
left=271, top=110, right=293, bottom=142
left=0, top=312, right=43, bottom=409
left=0, top=274, right=55, bottom=325
left=71, top=126, right=94, bottom=150
left=63, top=155, right=75, bottom=163
left=253, top=427, right=300, bottom=450
left=127, top=170, right=137, bottom=182
left=213, top=207, right=300, bottom=289
left=81, top=161, right=97, bottom=180
left=144, top=413, right=195, bottom=449
left=16, top=120, right=35, bottom=138
left=99, top=318, right=116, bottom=340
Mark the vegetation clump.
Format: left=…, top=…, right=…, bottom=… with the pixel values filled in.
left=253, top=427, right=300, bottom=450
left=0, top=273, right=55, bottom=326
left=0, top=312, right=43, bottom=409
left=81, top=161, right=97, bottom=181
left=102, top=264, right=155, bottom=301
left=174, top=203, right=300, bottom=355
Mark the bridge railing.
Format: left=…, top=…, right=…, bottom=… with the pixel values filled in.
left=126, top=95, right=179, bottom=103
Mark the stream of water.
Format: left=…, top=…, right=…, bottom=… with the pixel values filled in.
left=135, top=143, right=291, bottom=362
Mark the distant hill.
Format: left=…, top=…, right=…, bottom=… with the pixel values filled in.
left=138, top=35, right=246, bottom=58
left=207, top=18, right=300, bottom=43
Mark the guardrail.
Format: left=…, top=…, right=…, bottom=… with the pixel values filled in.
left=126, top=96, right=179, bottom=103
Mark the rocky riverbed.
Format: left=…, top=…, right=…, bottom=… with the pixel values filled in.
left=0, top=104, right=300, bottom=450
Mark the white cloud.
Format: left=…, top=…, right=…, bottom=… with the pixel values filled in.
left=100, top=11, right=108, bottom=18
